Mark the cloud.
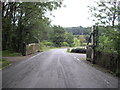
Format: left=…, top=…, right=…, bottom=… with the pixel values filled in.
left=49, top=0, right=96, bottom=27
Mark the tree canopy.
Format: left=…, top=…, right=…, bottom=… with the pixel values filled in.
left=2, top=2, right=62, bottom=54
left=65, top=26, right=90, bottom=35
left=88, top=0, right=119, bottom=26
left=88, top=0, right=120, bottom=54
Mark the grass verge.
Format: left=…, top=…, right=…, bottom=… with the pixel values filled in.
left=2, top=50, right=21, bottom=57
left=0, top=58, right=11, bottom=69
left=40, top=46, right=59, bottom=52
left=66, top=48, right=72, bottom=52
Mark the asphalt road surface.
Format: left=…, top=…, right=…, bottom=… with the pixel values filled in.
left=2, top=49, right=118, bottom=88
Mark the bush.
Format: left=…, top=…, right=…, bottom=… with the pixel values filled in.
left=83, top=43, right=87, bottom=46
left=61, top=42, right=69, bottom=46
left=2, top=50, right=21, bottom=56
left=71, top=48, right=86, bottom=53
left=39, top=42, right=44, bottom=51
left=39, top=41, right=55, bottom=51
left=67, top=48, right=71, bottom=52
left=44, top=41, right=54, bottom=47
left=0, top=58, right=11, bottom=69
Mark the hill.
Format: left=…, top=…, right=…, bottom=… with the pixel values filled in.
left=64, top=26, right=90, bottom=35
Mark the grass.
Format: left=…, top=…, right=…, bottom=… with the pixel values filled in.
left=41, top=46, right=72, bottom=52
left=0, top=58, right=11, bottom=69
left=66, top=48, right=72, bottom=52
left=41, top=46, right=60, bottom=52
left=2, top=50, right=21, bottom=57
left=0, top=51, right=1, bottom=56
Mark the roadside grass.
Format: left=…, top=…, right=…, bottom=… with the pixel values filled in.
left=0, top=51, right=1, bottom=56
left=41, top=46, right=71, bottom=52
left=0, top=58, right=11, bottom=69
left=66, top=48, right=72, bottom=52
left=2, top=50, right=21, bottom=57
left=40, top=46, right=58, bottom=52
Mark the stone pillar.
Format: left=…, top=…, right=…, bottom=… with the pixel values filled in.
left=91, top=25, right=98, bottom=64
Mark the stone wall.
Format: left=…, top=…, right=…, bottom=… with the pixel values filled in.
left=86, top=45, right=93, bottom=61
left=26, top=43, right=39, bottom=55
left=86, top=47, right=119, bottom=76
left=95, top=51, right=118, bottom=73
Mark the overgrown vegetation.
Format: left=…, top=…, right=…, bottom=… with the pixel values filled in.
left=2, top=50, right=21, bottom=57
left=65, top=26, right=90, bottom=35
left=96, top=26, right=119, bottom=53
left=2, top=2, right=90, bottom=55
left=88, top=0, right=120, bottom=77
left=88, top=0, right=120, bottom=54
left=0, top=58, right=11, bottom=69
left=2, top=2, right=62, bottom=55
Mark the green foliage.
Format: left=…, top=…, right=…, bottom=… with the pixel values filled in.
left=65, top=26, right=90, bottom=35
left=39, top=41, right=57, bottom=51
left=51, top=25, right=65, bottom=47
left=88, top=1, right=119, bottom=76
left=61, top=42, right=69, bottom=47
left=73, top=38, right=80, bottom=47
left=39, top=42, right=45, bottom=51
left=44, top=41, right=54, bottom=47
left=67, top=48, right=71, bottom=52
left=64, top=32, right=74, bottom=47
left=78, top=35, right=85, bottom=46
left=83, top=43, right=87, bottom=46
left=88, top=0, right=118, bottom=26
left=2, top=2, right=62, bottom=54
left=2, top=50, right=21, bottom=57
left=88, top=0, right=120, bottom=54
left=0, top=58, right=11, bottom=69
left=39, top=40, right=54, bottom=51
left=96, top=26, right=119, bottom=53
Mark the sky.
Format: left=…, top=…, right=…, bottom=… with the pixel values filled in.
left=48, top=0, right=96, bottom=27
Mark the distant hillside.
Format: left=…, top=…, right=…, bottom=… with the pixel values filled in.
left=64, top=26, right=90, bottom=35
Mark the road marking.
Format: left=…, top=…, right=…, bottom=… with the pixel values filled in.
left=77, top=58, right=79, bottom=61
left=72, top=55, right=82, bottom=62
left=74, top=56, right=77, bottom=59
left=70, top=54, right=83, bottom=63
left=104, top=79, right=110, bottom=85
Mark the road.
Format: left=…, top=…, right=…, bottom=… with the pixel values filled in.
left=2, top=49, right=118, bottom=88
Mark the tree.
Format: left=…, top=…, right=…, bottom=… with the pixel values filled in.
left=88, top=0, right=120, bottom=53
left=88, top=0, right=118, bottom=26
left=73, top=38, right=80, bottom=47
left=51, top=25, right=65, bottom=47
left=78, top=35, right=85, bottom=46
left=65, top=26, right=90, bottom=35
left=64, top=32, right=74, bottom=47
left=2, top=2, right=62, bottom=54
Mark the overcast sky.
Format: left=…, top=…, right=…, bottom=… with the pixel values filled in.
left=48, top=0, right=96, bottom=27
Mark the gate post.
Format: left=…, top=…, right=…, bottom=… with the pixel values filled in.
left=86, top=25, right=98, bottom=63
left=92, top=25, right=98, bottom=64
